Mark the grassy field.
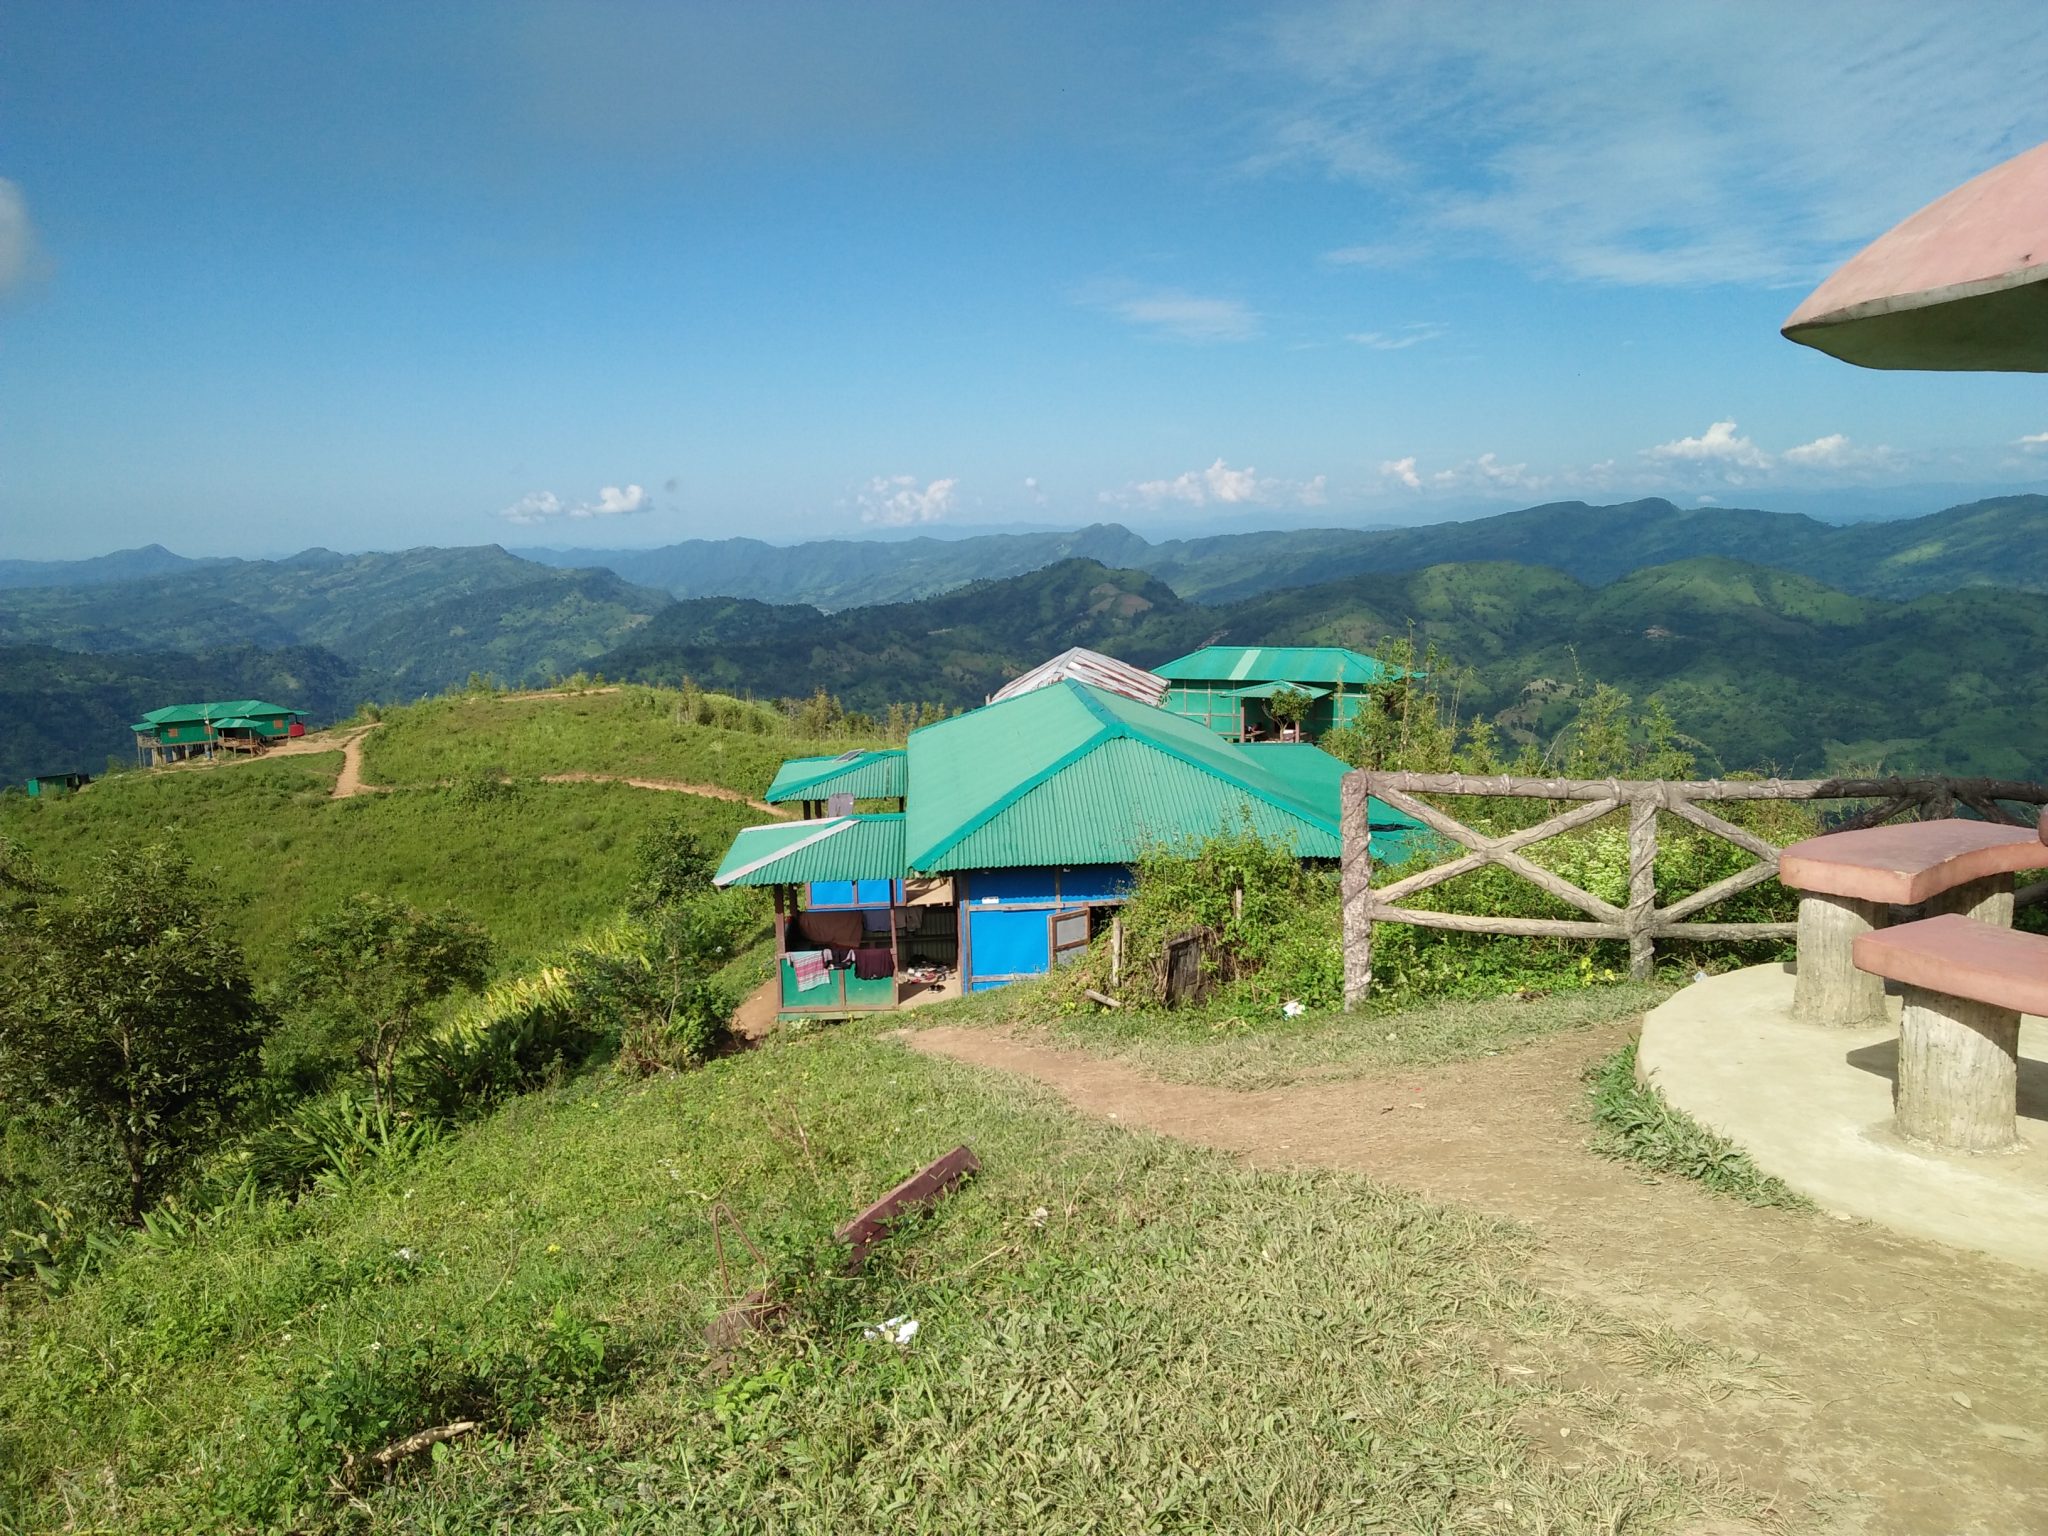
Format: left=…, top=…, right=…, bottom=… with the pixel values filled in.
left=0, top=1018, right=1759, bottom=1534
left=0, top=752, right=770, bottom=980
left=360, top=686, right=880, bottom=798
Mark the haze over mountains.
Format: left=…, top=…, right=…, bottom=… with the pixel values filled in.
left=4, top=494, right=2045, bottom=787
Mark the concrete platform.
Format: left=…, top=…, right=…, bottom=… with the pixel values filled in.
left=1639, top=963, right=2048, bottom=1272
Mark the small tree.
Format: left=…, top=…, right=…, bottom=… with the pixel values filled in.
left=1264, top=686, right=1314, bottom=736
left=0, top=847, right=268, bottom=1223
left=290, top=897, right=492, bottom=1111
left=627, top=817, right=718, bottom=915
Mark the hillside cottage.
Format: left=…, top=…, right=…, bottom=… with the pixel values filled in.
left=1153, top=645, right=1404, bottom=743
left=130, top=700, right=305, bottom=765
left=714, top=649, right=1424, bottom=1020
left=24, top=772, right=91, bottom=798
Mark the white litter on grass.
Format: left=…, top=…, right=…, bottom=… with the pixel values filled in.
left=864, top=1316, right=920, bottom=1346
left=1281, top=999, right=1307, bottom=1018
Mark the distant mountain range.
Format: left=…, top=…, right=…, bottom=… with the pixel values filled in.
left=4, top=494, right=2045, bottom=786
left=594, top=552, right=2048, bottom=781
left=522, top=494, right=2048, bottom=607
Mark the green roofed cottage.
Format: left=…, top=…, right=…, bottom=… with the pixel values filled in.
left=1153, top=645, right=1406, bottom=744
left=129, top=700, right=306, bottom=766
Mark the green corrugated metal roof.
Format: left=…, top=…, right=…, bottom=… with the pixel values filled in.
left=763, top=749, right=907, bottom=803
left=139, top=700, right=302, bottom=726
left=1152, top=646, right=1401, bottom=686
left=1235, top=744, right=1425, bottom=832
left=713, top=814, right=907, bottom=887
left=904, top=680, right=1342, bottom=872
left=1230, top=680, right=1330, bottom=700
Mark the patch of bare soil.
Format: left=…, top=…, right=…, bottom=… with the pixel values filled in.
left=907, top=1020, right=2048, bottom=1535
left=730, top=978, right=781, bottom=1041
left=538, top=771, right=783, bottom=816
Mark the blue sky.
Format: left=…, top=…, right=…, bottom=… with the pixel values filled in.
left=4, top=0, right=2048, bottom=558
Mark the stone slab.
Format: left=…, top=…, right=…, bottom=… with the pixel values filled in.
left=1638, top=963, right=2048, bottom=1272
left=1778, top=821, right=2048, bottom=905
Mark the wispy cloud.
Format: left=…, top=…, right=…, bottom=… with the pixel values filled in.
left=1251, top=3, right=2048, bottom=287
left=1101, top=457, right=1322, bottom=509
left=1075, top=281, right=1261, bottom=342
left=2016, top=431, right=2048, bottom=450
left=1346, top=322, right=1444, bottom=351
left=858, top=473, right=957, bottom=526
left=499, top=483, right=652, bottom=525
left=0, top=179, right=44, bottom=294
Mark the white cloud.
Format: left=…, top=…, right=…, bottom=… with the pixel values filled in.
left=2016, top=430, right=2048, bottom=449
left=1780, top=432, right=1899, bottom=471
left=0, top=179, right=43, bottom=294
left=1346, top=322, right=1444, bottom=351
left=1253, top=4, right=2048, bottom=286
left=1696, top=494, right=1718, bottom=505
left=1102, top=457, right=1323, bottom=509
left=498, top=483, right=653, bottom=525
left=1379, top=456, right=1423, bottom=491
left=1022, top=475, right=1047, bottom=505
left=1646, top=419, right=1772, bottom=471
left=857, top=473, right=958, bottom=526
left=1075, top=282, right=1261, bottom=342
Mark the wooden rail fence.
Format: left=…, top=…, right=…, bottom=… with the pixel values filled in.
left=1338, top=772, right=2048, bottom=1010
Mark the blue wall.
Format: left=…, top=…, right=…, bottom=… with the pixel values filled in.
left=962, top=865, right=1131, bottom=991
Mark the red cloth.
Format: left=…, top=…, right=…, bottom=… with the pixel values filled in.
left=853, top=946, right=894, bottom=981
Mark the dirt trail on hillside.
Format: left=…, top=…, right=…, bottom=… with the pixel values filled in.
left=539, top=771, right=781, bottom=815
left=906, top=1020, right=2048, bottom=1535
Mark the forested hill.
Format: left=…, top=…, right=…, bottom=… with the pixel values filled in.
left=0, top=545, right=668, bottom=690
left=530, top=494, right=2048, bottom=608
left=595, top=554, right=2048, bottom=781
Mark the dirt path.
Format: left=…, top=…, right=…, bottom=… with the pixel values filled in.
left=907, top=1021, right=2048, bottom=1535
left=539, top=771, right=782, bottom=816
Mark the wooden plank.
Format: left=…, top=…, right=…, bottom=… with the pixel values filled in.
left=1657, top=857, right=1782, bottom=923
left=835, top=1144, right=981, bottom=1266
left=1664, top=797, right=1782, bottom=862
left=1365, top=906, right=1625, bottom=939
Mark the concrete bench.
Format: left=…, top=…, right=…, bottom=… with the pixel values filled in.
left=1777, top=820, right=2048, bottom=1026
left=1853, top=915, right=2047, bottom=1151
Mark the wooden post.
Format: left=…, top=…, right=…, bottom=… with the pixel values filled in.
left=1626, top=795, right=1657, bottom=980
left=1895, top=985, right=2020, bottom=1151
left=1340, top=771, right=1373, bottom=1011
left=1109, top=917, right=1124, bottom=987
left=1792, top=892, right=1889, bottom=1026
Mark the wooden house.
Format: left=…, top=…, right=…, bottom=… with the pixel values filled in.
left=130, top=700, right=306, bottom=765
left=1152, top=645, right=1404, bottom=743
left=714, top=670, right=1426, bottom=1020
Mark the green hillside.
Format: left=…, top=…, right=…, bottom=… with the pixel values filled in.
left=591, top=555, right=2048, bottom=780
left=0, top=749, right=769, bottom=980
left=0, top=546, right=671, bottom=695
left=599, top=560, right=1185, bottom=712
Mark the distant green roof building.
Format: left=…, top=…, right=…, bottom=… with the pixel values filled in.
left=1153, top=645, right=1403, bottom=742
left=130, top=700, right=304, bottom=764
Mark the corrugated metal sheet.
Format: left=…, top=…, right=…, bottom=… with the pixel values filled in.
left=926, top=738, right=1340, bottom=870
left=906, top=680, right=1346, bottom=870
left=1152, top=646, right=1401, bottom=687
left=139, top=700, right=302, bottom=726
left=1236, top=743, right=1428, bottom=861
left=763, top=749, right=908, bottom=803
left=989, top=647, right=1168, bottom=708
left=714, top=814, right=908, bottom=887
